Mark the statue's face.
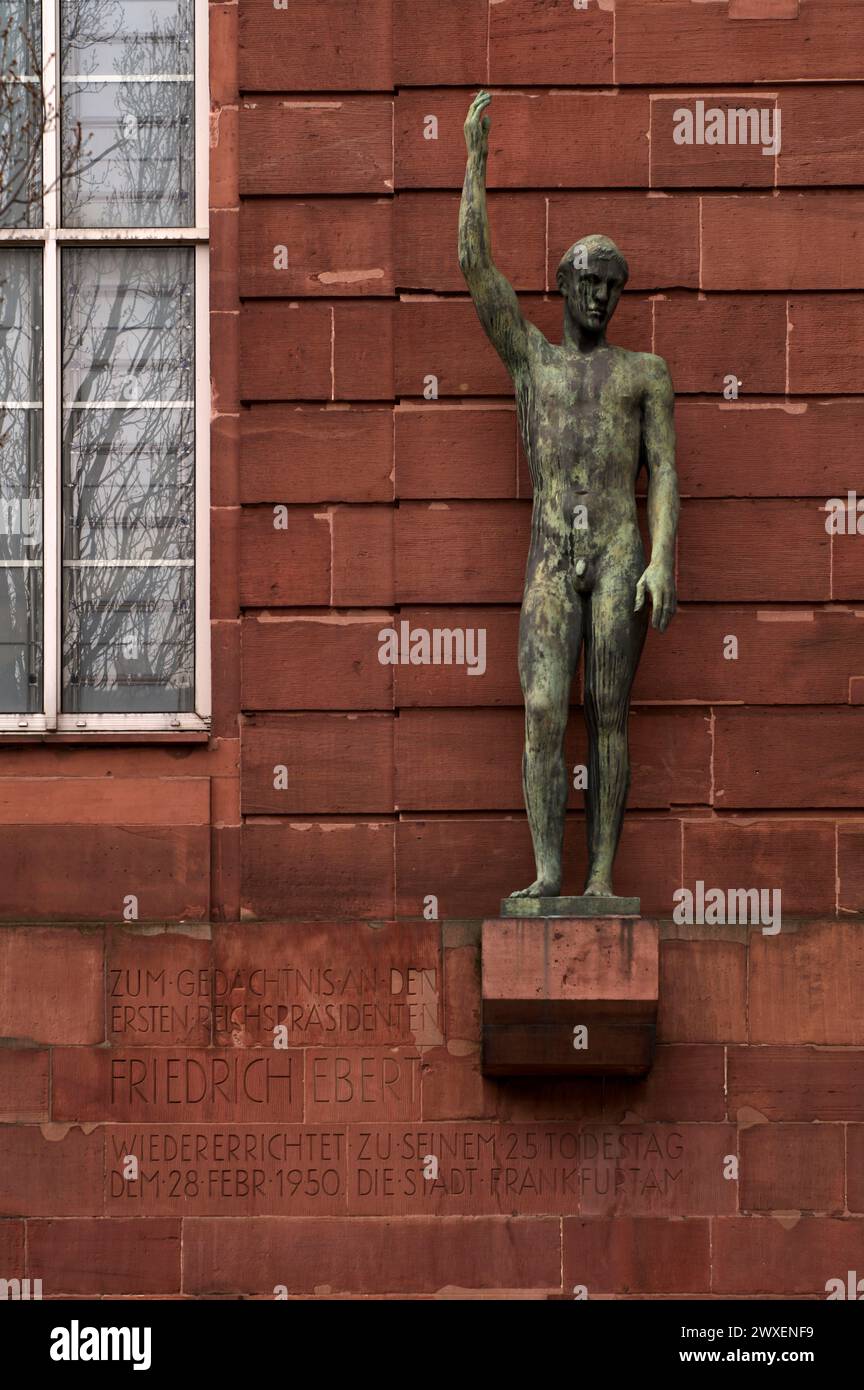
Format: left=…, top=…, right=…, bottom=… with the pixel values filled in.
left=559, top=257, right=624, bottom=333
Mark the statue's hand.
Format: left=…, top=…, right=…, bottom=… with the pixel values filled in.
left=464, top=90, right=491, bottom=157
left=634, top=562, right=677, bottom=632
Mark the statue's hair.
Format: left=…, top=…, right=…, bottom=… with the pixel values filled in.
left=556, top=234, right=629, bottom=288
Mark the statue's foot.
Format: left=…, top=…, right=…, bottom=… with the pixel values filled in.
left=509, top=877, right=561, bottom=899
left=583, top=878, right=614, bottom=898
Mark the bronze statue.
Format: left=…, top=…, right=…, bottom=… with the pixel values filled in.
left=458, top=92, right=679, bottom=905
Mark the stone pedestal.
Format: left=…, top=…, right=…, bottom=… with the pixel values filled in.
left=481, top=915, right=659, bottom=1077
left=500, top=894, right=640, bottom=918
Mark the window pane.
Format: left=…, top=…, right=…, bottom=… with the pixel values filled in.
left=63, top=563, right=193, bottom=713
left=0, top=1, right=42, bottom=227
left=61, top=0, right=194, bottom=228
left=0, top=247, right=42, bottom=712
left=61, top=246, right=194, bottom=713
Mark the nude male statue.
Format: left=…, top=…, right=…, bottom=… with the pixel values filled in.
left=458, top=91, right=680, bottom=901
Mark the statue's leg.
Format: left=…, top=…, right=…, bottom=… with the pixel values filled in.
left=582, top=563, right=648, bottom=897
left=510, top=573, right=582, bottom=898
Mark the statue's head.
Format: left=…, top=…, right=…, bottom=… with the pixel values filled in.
left=556, top=235, right=629, bottom=334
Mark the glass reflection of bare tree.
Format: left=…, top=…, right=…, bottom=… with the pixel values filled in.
left=0, top=0, right=92, bottom=227
left=0, top=0, right=195, bottom=715
left=0, top=249, right=42, bottom=711
left=0, top=3, right=43, bottom=711
left=0, top=7, right=43, bottom=227
left=62, top=246, right=195, bottom=712
left=58, top=0, right=195, bottom=712
left=62, top=0, right=193, bottom=228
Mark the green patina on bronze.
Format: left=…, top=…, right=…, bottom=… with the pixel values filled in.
left=458, top=92, right=680, bottom=901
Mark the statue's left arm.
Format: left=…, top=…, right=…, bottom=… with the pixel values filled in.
left=635, top=356, right=679, bottom=632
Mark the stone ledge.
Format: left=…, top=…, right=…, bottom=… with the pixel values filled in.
left=482, top=916, right=659, bottom=1077
left=500, top=895, right=640, bottom=919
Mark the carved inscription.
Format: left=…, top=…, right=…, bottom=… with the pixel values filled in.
left=108, top=963, right=440, bottom=1046
left=105, top=1123, right=730, bottom=1218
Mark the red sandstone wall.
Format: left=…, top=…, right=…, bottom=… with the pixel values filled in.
left=2, top=918, right=864, bottom=1296
left=1, top=0, right=864, bottom=1301
left=227, top=0, right=864, bottom=923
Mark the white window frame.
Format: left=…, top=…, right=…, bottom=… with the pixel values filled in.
left=0, top=0, right=210, bottom=734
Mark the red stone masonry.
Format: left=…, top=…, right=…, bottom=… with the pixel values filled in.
left=0, top=0, right=863, bottom=1300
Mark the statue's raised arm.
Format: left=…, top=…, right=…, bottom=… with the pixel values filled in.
left=458, top=92, right=538, bottom=378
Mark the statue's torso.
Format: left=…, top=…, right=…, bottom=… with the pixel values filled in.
left=515, top=339, right=650, bottom=586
